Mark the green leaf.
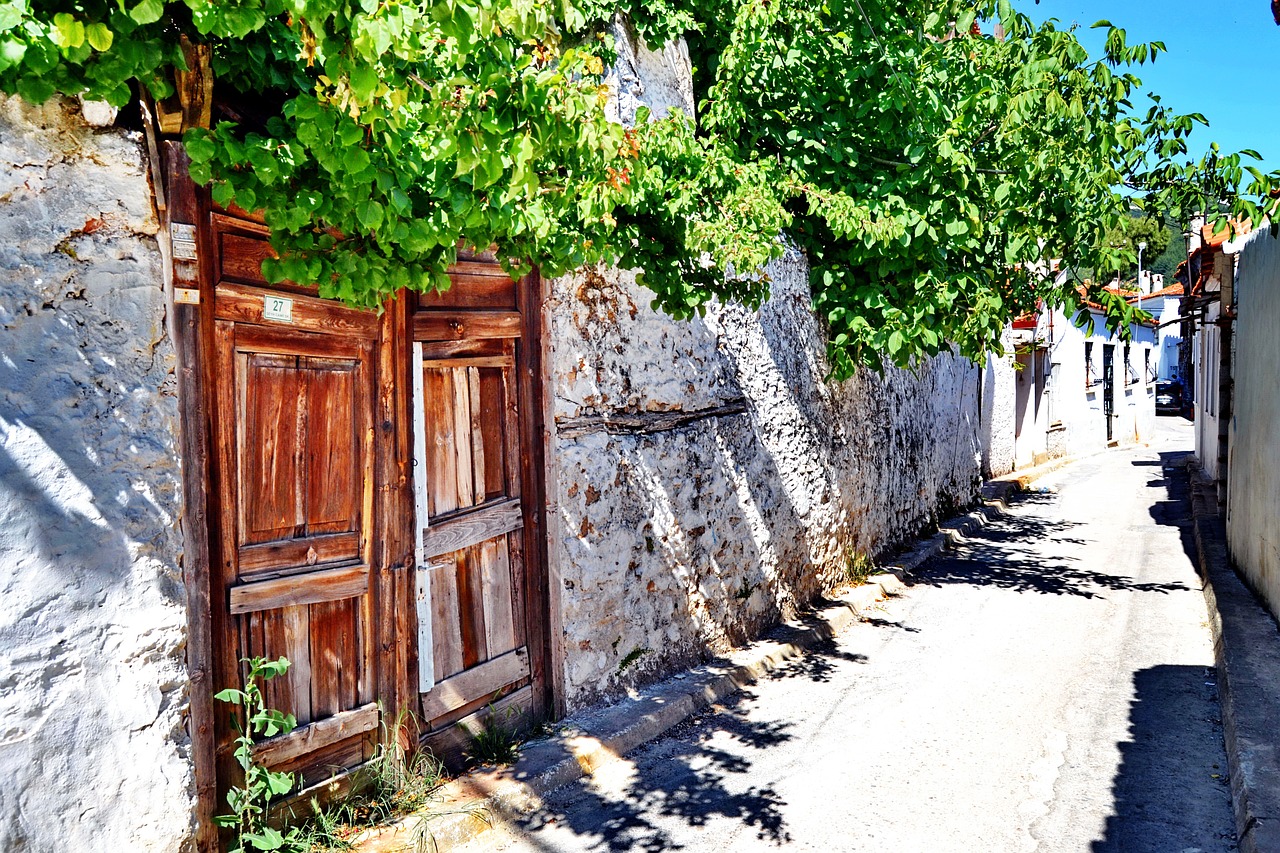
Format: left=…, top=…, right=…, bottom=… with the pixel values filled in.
left=52, top=13, right=85, bottom=49
left=16, top=74, right=55, bottom=103
left=85, top=23, right=113, bottom=52
left=349, top=65, right=378, bottom=102
left=130, top=0, right=164, bottom=26
left=0, top=5, right=22, bottom=32
left=356, top=199, right=384, bottom=231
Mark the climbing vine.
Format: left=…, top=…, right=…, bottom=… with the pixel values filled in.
left=1, top=0, right=1275, bottom=372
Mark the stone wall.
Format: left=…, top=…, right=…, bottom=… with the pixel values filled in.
left=0, top=95, right=193, bottom=851
left=545, top=247, right=986, bottom=707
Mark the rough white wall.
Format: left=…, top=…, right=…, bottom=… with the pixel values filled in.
left=0, top=95, right=193, bottom=850
left=546, top=249, right=985, bottom=706
left=1227, top=228, right=1280, bottom=620
left=981, top=336, right=1017, bottom=478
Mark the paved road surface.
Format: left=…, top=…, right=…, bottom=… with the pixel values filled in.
left=461, top=418, right=1235, bottom=852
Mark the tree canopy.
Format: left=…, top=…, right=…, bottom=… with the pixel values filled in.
left=2, top=0, right=1274, bottom=374
left=1101, top=212, right=1172, bottom=282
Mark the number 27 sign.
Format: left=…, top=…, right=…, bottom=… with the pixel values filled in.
left=263, top=295, right=293, bottom=323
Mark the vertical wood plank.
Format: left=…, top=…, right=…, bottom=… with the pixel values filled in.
left=281, top=604, right=312, bottom=726
left=375, top=293, right=417, bottom=749
left=480, top=537, right=516, bottom=657
left=451, top=367, right=476, bottom=509
left=344, top=598, right=362, bottom=711
left=477, top=368, right=506, bottom=500
left=260, top=609, right=291, bottom=716
left=430, top=555, right=464, bottom=679
left=501, top=342, right=522, bottom=501
left=507, top=529, right=528, bottom=648
left=425, top=368, right=459, bottom=518
left=515, top=271, right=553, bottom=718
left=467, top=366, right=486, bottom=506
left=305, top=361, right=358, bottom=535
left=457, top=544, right=487, bottom=669
left=309, top=600, right=342, bottom=719
left=293, top=356, right=309, bottom=535
left=240, top=354, right=300, bottom=546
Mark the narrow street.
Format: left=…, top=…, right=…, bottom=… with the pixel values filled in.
left=460, top=418, right=1237, bottom=852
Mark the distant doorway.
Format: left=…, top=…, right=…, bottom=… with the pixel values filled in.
left=1102, top=344, right=1115, bottom=442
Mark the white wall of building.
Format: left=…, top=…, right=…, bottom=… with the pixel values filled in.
left=1001, top=304, right=1156, bottom=471
left=1151, top=294, right=1184, bottom=382
left=542, top=26, right=1005, bottom=707
left=1194, top=306, right=1222, bottom=481
left=0, top=95, right=194, bottom=851
left=1226, top=228, right=1280, bottom=620
left=547, top=253, right=990, bottom=707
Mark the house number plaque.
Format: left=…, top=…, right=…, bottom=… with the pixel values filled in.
left=262, top=295, right=293, bottom=323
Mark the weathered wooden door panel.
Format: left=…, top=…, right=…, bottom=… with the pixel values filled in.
left=412, top=269, right=545, bottom=751
left=208, top=215, right=380, bottom=796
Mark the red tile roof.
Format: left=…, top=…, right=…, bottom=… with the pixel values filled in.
left=1140, top=282, right=1184, bottom=299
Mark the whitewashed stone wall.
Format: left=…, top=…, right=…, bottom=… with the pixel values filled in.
left=545, top=249, right=986, bottom=706
left=0, top=96, right=193, bottom=850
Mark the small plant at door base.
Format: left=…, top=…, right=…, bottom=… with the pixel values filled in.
left=284, top=713, right=447, bottom=851
left=215, top=656, right=307, bottom=853
left=465, top=705, right=523, bottom=768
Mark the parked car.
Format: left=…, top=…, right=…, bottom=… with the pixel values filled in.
left=1155, top=380, right=1183, bottom=414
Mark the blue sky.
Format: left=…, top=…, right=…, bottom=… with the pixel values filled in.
left=1030, top=1, right=1279, bottom=173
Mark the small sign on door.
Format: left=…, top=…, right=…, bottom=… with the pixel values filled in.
left=263, top=295, right=293, bottom=323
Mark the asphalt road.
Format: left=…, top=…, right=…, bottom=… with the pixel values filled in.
left=462, top=417, right=1236, bottom=852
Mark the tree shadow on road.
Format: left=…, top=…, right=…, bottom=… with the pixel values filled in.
left=507, top=686, right=798, bottom=852
left=912, top=492, right=1190, bottom=598
left=1091, top=665, right=1235, bottom=852
left=761, top=637, right=868, bottom=684
left=1145, top=451, right=1203, bottom=575
left=498, top=628, right=882, bottom=851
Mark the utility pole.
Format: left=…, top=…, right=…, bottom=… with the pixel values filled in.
left=1137, top=240, right=1147, bottom=316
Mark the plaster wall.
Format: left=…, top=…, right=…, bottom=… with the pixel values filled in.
left=1108, top=323, right=1158, bottom=446
left=545, top=249, right=986, bottom=706
left=1194, top=307, right=1222, bottom=480
left=0, top=96, right=193, bottom=851
left=980, top=335, right=1017, bottom=478
left=1226, top=228, right=1280, bottom=621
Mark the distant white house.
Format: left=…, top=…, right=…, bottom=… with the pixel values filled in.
left=983, top=276, right=1158, bottom=473
left=1129, top=271, right=1184, bottom=383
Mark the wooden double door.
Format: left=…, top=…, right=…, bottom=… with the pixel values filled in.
left=411, top=254, right=547, bottom=756
left=194, top=206, right=549, bottom=827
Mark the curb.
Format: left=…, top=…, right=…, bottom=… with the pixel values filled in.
left=1187, top=465, right=1280, bottom=853
left=355, top=456, right=1077, bottom=853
